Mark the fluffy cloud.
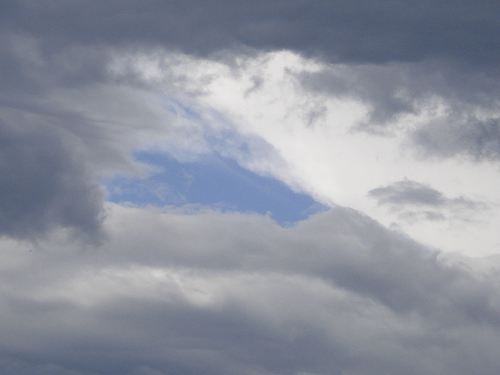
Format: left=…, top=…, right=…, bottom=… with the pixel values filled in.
left=0, top=32, right=179, bottom=239
left=2, top=1, right=500, bottom=374
left=1, top=205, right=500, bottom=375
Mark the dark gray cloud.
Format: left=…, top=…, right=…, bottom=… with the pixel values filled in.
left=368, top=179, right=487, bottom=223
left=412, top=117, right=500, bottom=161
left=0, top=33, right=108, bottom=239
left=0, top=116, right=103, bottom=240
left=1, top=2, right=500, bottom=374
left=0, top=206, right=500, bottom=375
left=2, top=0, right=499, bottom=65
left=292, top=58, right=500, bottom=162
left=0, top=31, right=175, bottom=239
left=295, top=58, right=500, bottom=135
left=0, top=95, right=122, bottom=240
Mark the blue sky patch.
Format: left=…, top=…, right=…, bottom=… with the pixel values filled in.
left=106, top=151, right=328, bottom=225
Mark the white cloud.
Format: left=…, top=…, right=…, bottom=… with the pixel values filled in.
left=109, top=48, right=500, bottom=256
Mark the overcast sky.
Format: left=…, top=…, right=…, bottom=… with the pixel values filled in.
left=2, top=1, right=500, bottom=374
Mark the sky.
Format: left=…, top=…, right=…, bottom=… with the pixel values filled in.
left=2, top=1, right=500, bottom=374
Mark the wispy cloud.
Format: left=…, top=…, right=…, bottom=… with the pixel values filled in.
left=368, top=179, right=489, bottom=224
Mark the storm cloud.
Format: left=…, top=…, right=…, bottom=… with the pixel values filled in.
left=2, top=1, right=500, bottom=374
left=2, top=0, right=499, bottom=65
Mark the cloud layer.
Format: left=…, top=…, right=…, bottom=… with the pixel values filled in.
left=2, top=1, right=500, bottom=374
left=2, top=205, right=500, bottom=375
left=3, top=0, right=499, bottom=65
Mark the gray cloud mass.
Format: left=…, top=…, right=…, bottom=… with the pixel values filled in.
left=0, top=116, right=103, bottom=239
left=2, top=0, right=499, bottom=65
left=1, top=1, right=500, bottom=375
left=413, top=117, right=500, bottom=161
left=1, top=207, right=500, bottom=375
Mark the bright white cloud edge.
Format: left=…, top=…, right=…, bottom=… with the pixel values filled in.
left=107, top=49, right=500, bottom=257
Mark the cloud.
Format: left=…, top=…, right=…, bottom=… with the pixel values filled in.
left=1, top=205, right=500, bottom=374
left=0, top=95, right=143, bottom=241
left=295, top=58, right=500, bottom=135
left=1, top=2, right=499, bottom=242
left=412, top=117, right=500, bottom=162
left=0, top=33, right=180, bottom=240
left=369, top=179, right=464, bottom=207
left=3, top=0, right=499, bottom=66
left=2, top=2, right=500, bottom=374
left=368, top=179, right=488, bottom=224
left=0, top=116, right=104, bottom=240
left=98, top=47, right=500, bottom=255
